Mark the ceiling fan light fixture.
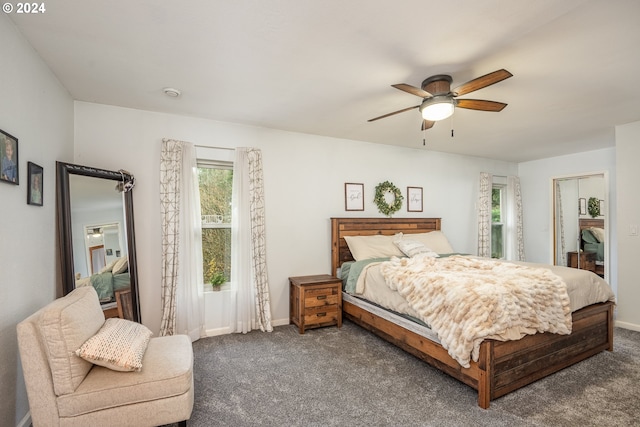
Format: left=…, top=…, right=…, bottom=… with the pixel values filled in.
left=419, top=96, right=456, bottom=121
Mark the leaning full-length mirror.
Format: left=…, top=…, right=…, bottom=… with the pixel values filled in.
left=56, top=162, right=140, bottom=322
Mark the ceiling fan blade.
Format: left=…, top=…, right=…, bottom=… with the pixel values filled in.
left=456, top=99, right=508, bottom=112
left=452, top=69, right=512, bottom=97
left=421, top=120, right=435, bottom=131
left=392, top=84, right=433, bottom=98
left=368, top=105, right=420, bottom=122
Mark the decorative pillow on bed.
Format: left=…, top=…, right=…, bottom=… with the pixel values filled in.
left=398, top=231, right=455, bottom=254
left=112, top=257, right=128, bottom=275
left=590, top=227, right=605, bottom=243
left=75, top=318, right=153, bottom=372
left=582, top=229, right=599, bottom=244
left=394, top=238, right=440, bottom=258
left=98, top=258, right=118, bottom=274
left=343, top=234, right=404, bottom=261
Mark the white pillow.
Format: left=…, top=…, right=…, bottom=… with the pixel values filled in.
left=394, top=239, right=439, bottom=258
left=343, top=234, right=404, bottom=261
left=399, top=231, right=454, bottom=254
left=112, top=257, right=128, bottom=275
left=590, top=227, right=605, bottom=243
left=75, top=318, right=152, bottom=372
left=99, top=258, right=118, bottom=274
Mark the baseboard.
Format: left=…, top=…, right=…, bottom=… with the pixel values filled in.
left=271, top=317, right=290, bottom=327
left=204, top=317, right=289, bottom=337
left=16, top=411, right=31, bottom=427
left=614, top=320, right=640, bottom=332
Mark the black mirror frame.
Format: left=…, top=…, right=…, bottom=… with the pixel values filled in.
left=56, top=161, right=140, bottom=322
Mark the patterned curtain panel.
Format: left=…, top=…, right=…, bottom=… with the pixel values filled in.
left=230, top=148, right=273, bottom=333
left=477, top=172, right=492, bottom=257
left=506, top=175, right=525, bottom=261
left=159, top=139, right=204, bottom=339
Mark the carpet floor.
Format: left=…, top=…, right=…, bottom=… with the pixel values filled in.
left=179, top=321, right=640, bottom=426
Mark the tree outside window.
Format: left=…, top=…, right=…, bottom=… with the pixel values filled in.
left=491, top=186, right=505, bottom=259
left=197, top=164, right=233, bottom=288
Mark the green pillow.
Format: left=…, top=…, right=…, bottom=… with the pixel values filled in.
left=90, top=272, right=114, bottom=302
left=581, top=229, right=599, bottom=244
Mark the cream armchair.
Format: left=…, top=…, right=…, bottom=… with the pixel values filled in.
left=17, top=286, right=194, bottom=427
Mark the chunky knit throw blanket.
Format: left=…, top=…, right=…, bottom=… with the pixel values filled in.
left=380, top=255, right=572, bottom=368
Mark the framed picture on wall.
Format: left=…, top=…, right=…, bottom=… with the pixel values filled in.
left=345, top=183, right=364, bottom=211
left=0, top=128, right=19, bottom=185
left=579, top=198, right=586, bottom=215
left=407, top=187, right=423, bottom=212
left=27, top=162, right=43, bottom=206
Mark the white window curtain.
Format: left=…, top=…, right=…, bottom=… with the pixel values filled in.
left=159, top=139, right=205, bottom=340
left=230, top=147, right=273, bottom=333
left=477, top=172, right=525, bottom=261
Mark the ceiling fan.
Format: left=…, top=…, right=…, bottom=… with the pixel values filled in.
left=368, top=69, right=513, bottom=130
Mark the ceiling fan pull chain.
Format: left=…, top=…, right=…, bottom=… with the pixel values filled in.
left=450, top=114, right=455, bottom=138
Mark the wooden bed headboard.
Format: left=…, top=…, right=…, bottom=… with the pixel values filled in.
left=330, top=217, right=441, bottom=274
left=579, top=218, right=604, bottom=231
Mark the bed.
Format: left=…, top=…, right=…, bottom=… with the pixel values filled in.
left=331, top=217, right=615, bottom=408
left=75, top=256, right=131, bottom=304
left=579, top=218, right=605, bottom=277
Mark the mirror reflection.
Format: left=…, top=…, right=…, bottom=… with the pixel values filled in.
left=57, top=162, right=140, bottom=322
left=553, top=174, right=606, bottom=278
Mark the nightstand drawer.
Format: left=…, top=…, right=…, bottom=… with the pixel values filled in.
left=304, top=305, right=339, bottom=326
left=304, top=288, right=339, bottom=308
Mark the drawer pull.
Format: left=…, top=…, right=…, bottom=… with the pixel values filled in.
left=316, top=295, right=327, bottom=300
left=316, top=312, right=326, bottom=317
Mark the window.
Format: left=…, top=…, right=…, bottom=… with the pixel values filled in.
left=197, top=161, right=233, bottom=287
left=491, top=184, right=505, bottom=259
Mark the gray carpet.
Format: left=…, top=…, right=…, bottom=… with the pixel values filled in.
left=182, top=322, right=640, bottom=426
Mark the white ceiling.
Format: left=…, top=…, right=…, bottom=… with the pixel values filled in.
left=9, top=0, right=640, bottom=162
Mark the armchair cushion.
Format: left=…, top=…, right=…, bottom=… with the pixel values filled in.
left=75, top=318, right=153, bottom=372
left=38, top=286, right=105, bottom=395
left=57, top=335, right=193, bottom=418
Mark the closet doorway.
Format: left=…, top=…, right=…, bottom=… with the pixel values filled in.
left=552, top=173, right=607, bottom=279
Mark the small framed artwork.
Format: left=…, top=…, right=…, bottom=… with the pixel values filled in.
left=0, top=128, right=19, bottom=185
left=407, top=187, right=423, bottom=212
left=345, top=183, right=364, bottom=211
left=106, top=248, right=113, bottom=256
left=579, top=198, right=586, bottom=215
left=27, top=162, right=43, bottom=206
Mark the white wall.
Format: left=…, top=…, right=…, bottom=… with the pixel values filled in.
left=615, top=121, right=640, bottom=330
left=518, top=148, right=617, bottom=294
left=74, top=101, right=518, bottom=334
left=0, top=15, right=74, bottom=427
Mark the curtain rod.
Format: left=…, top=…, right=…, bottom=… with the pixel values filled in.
left=194, top=144, right=235, bottom=151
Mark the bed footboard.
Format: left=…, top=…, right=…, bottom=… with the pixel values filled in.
left=343, top=299, right=614, bottom=408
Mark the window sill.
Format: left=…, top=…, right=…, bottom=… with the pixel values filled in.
left=203, top=283, right=231, bottom=293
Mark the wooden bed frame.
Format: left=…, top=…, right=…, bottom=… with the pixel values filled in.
left=331, top=217, right=614, bottom=409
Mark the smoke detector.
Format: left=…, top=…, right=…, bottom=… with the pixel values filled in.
left=163, top=87, right=181, bottom=97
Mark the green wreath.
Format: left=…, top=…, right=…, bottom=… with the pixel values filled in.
left=588, top=197, right=601, bottom=218
left=374, top=181, right=404, bottom=217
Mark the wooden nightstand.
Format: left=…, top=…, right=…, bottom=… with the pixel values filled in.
left=567, top=251, right=596, bottom=273
left=289, top=274, right=342, bottom=334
